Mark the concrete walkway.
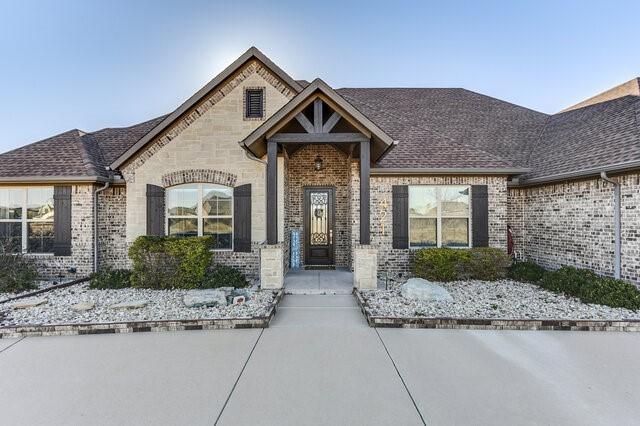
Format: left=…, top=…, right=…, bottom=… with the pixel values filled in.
left=283, top=269, right=354, bottom=294
left=1, top=295, right=640, bottom=425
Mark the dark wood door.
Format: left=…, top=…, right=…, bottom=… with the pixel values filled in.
left=304, top=188, right=335, bottom=266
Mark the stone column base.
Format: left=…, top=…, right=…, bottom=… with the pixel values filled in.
left=260, top=244, right=284, bottom=289
left=353, top=245, right=378, bottom=290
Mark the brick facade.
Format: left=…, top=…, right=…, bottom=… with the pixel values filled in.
left=508, top=172, right=640, bottom=283
left=285, top=145, right=352, bottom=268
left=27, top=184, right=94, bottom=279
left=362, top=174, right=509, bottom=277
left=97, top=185, right=128, bottom=270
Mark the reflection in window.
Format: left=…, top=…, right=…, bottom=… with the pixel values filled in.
left=0, top=187, right=54, bottom=253
left=409, top=185, right=470, bottom=248
left=165, top=183, right=233, bottom=249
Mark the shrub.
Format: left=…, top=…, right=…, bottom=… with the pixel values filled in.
left=540, top=266, right=640, bottom=311
left=412, top=248, right=470, bottom=282
left=508, top=261, right=546, bottom=283
left=0, top=246, right=37, bottom=293
left=460, top=247, right=512, bottom=281
left=203, top=264, right=248, bottom=289
left=128, top=236, right=214, bottom=289
left=89, top=268, right=132, bottom=289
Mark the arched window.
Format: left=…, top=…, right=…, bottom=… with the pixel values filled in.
left=165, top=183, right=233, bottom=250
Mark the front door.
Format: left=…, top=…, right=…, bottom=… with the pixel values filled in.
left=304, top=187, right=335, bottom=266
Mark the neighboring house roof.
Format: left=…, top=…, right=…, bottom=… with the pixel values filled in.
left=561, top=77, right=640, bottom=112
left=1, top=46, right=639, bottom=186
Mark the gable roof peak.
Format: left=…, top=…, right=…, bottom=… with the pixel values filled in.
left=110, top=46, right=303, bottom=169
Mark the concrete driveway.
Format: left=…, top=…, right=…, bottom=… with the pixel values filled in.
left=1, top=295, right=639, bottom=425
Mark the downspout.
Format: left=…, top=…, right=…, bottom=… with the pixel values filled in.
left=94, top=180, right=111, bottom=273
left=600, top=172, right=621, bottom=279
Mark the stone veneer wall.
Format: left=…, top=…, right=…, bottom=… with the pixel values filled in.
left=354, top=173, right=508, bottom=277
left=97, top=185, right=128, bottom=270
left=27, top=184, right=94, bottom=279
left=285, top=145, right=352, bottom=268
left=115, top=60, right=295, bottom=276
left=508, top=172, right=640, bottom=283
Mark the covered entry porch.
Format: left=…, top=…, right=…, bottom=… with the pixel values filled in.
left=240, top=79, right=395, bottom=290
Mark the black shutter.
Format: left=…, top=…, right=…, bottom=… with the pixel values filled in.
left=392, top=185, right=409, bottom=249
left=233, top=184, right=251, bottom=252
left=146, top=184, right=165, bottom=236
left=53, top=185, right=72, bottom=256
left=472, top=185, right=489, bottom=247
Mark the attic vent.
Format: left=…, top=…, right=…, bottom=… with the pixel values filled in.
left=245, top=88, right=265, bottom=119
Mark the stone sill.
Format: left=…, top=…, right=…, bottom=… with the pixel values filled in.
left=354, top=290, right=640, bottom=332
left=1, top=289, right=284, bottom=338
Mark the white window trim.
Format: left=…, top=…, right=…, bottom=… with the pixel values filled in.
left=0, top=186, right=54, bottom=254
left=165, top=183, right=234, bottom=251
left=408, top=185, right=472, bottom=249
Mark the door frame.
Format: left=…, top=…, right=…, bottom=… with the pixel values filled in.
left=303, top=186, right=336, bottom=266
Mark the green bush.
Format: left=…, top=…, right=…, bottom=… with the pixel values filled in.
left=0, top=248, right=37, bottom=293
left=128, top=236, right=214, bottom=289
left=203, top=264, right=248, bottom=289
left=508, top=261, right=546, bottom=283
left=412, top=248, right=470, bottom=282
left=540, top=266, right=640, bottom=311
left=460, top=247, right=512, bottom=281
left=89, top=268, right=132, bottom=289
left=412, top=247, right=512, bottom=282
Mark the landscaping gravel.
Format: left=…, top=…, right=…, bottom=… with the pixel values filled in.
left=0, top=279, right=74, bottom=303
left=361, top=279, right=640, bottom=320
left=0, top=283, right=278, bottom=326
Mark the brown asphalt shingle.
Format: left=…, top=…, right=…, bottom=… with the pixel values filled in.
left=0, top=87, right=638, bottom=183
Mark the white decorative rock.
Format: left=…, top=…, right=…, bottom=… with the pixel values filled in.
left=109, top=300, right=149, bottom=310
left=401, top=278, right=454, bottom=302
left=71, top=301, right=95, bottom=312
left=183, top=290, right=227, bottom=308
left=232, top=295, right=246, bottom=305
left=12, top=298, right=48, bottom=310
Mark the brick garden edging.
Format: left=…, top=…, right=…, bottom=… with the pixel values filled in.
left=0, top=289, right=284, bottom=338
left=354, top=290, right=640, bottom=332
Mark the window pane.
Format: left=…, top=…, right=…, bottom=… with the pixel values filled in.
left=0, top=189, right=23, bottom=220
left=203, top=185, right=232, bottom=216
left=409, top=218, right=437, bottom=248
left=442, top=218, right=469, bottom=247
left=168, top=218, right=198, bottom=237
left=0, top=222, right=22, bottom=253
left=409, top=187, right=437, bottom=217
left=167, top=184, right=198, bottom=216
left=441, top=186, right=469, bottom=217
left=203, top=218, right=232, bottom=249
left=28, top=222, right=54, bottom=253
left=27, top=187, right=54, bottom=220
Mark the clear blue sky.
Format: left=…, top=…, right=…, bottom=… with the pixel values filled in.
left=1, top=0, right=639, bottom=153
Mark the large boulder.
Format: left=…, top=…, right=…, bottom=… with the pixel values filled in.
left=400, top=278, right=453, bottom=302
left=183, top=290, right=227, bottom=308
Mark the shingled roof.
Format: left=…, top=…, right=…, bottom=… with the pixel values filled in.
left=0, top=116, right=165, bottom=182
left=1, top=67, right=639, bottom=185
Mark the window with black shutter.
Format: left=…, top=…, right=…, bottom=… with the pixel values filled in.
left=245, top=88, right=264, bottom=118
